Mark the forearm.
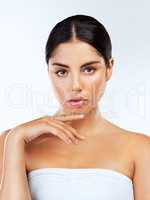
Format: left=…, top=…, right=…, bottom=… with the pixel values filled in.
left=0, top=135, right=32, bottom=200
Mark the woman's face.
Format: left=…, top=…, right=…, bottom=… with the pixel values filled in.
left=48, top=40, right=114, bottom=115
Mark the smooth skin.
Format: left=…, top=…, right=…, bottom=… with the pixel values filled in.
left=0, top=38, right=150, bottom=199
left=0, top=113, right=85, bottom=199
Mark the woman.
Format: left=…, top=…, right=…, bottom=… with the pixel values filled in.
left=0, top=14, right=150, bottom=200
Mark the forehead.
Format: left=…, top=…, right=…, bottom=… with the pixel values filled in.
left=49, top=41, right=105, bottom=65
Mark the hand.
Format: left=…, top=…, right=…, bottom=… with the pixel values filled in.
left=8, top=113, right=86, bottom=145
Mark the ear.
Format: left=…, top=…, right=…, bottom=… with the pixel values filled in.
left=105, top=57, right=114, bottom=81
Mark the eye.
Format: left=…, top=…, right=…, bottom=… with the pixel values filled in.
left=82, top=66, right=96, bottom=74
left=55, top=69, right=68, bottom=77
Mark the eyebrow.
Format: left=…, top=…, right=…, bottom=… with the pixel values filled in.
left=51, top=61, right=101, bottom=68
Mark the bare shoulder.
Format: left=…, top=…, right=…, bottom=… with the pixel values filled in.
left=117, top=126, right=150, bottom=157
left=0, top=130, right=9, bottom=164
left=127, top=130, right=150, bottom=166
left=124, top=129, right=150, bottom=153
left=104, top=118, right=150, bottom=165
left=120, top=129, right=150, bottom=169
left=0, top=129, right=12, bottom=143
left=0, top=129, right=11, bottom=149
left=105, top=117, right=150, bottom=149
left=0, top=129, right=12, bottom=178
left=102, top=117, right=150, bottom=149
left=123, top=130, right=150, bottom=198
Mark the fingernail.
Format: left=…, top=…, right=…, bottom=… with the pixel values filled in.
left=67, top=138, right=72, bottom=144
left=74, top=139, right=79, bottom=144
left=79, top=114, right=84, bottom=118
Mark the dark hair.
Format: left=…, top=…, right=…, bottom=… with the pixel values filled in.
left=45, top=14, right=112, bottom=66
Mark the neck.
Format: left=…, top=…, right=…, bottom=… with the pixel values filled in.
left=55, top=106, right=104, bottom=136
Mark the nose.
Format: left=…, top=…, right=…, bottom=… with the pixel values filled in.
left=71, top=74, right=82, bottom=92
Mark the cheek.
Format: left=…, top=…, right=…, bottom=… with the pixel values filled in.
left=86, top=73, right=106, bottom=103
left=51, top=77, right=71, bottom=101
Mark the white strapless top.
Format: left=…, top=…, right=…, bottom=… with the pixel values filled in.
left=27, top=168, right=134, bottom=200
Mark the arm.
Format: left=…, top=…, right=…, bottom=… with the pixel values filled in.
left=0, top=129, right=32, bottom=200
left=0, top=114, right=84, bottom=199
left=133, top=133, right=150, bottom=200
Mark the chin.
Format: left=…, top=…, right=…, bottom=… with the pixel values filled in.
left=62, top=105, right=94, bottom=116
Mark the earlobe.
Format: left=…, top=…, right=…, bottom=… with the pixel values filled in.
left=105, top=58, right=114, bottom=81
left=109, top=57, right=115, bottom=67
left=106, top=73, right=110, bottom=81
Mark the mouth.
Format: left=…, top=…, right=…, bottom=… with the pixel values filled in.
left=67, top=98, right=88, bottom=108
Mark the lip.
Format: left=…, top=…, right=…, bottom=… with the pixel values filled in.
left=67, top=98, right=88, bottom=108
left=67, top=97, right=87, bottom=101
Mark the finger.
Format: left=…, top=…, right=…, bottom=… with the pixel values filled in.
left=52, top=113, right=85, bottom=122
left=47, top=124, right=73, bottom=144
left=44, top=119, right=77, bottom=144
left=65, top=125, right=86, bottom=140
left=50, top=118, right=85, bottom=140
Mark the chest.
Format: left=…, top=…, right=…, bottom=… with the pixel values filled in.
left=25, top=133, right=132, bottom=176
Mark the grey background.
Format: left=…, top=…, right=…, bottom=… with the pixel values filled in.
left=0, top=0, right=149, bottom=134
